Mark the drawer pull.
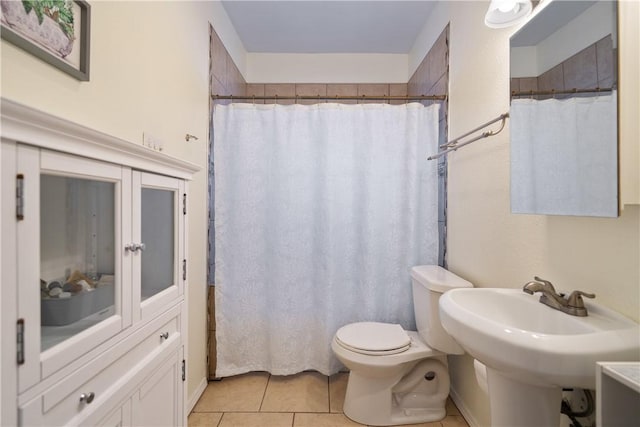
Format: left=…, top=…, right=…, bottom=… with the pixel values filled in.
left=160, top=332, right=169, bottom=340
left=79, top=392, right=95, bottom=404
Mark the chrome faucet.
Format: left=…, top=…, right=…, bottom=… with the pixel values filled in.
left=523, top=276, right=595, bottom=317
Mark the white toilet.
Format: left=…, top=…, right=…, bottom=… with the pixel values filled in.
left=331, top=265, right=473, bottom=426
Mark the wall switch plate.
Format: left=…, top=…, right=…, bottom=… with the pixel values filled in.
left=143, top=132, right=164, bottom=151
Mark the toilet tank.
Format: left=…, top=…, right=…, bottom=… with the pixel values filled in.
left=411, top=265, right=473, bottom=355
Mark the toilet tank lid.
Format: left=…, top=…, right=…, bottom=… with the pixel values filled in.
left=411, top=265, right=473, bottom=292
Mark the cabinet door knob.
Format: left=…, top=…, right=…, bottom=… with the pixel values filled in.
left=79, top=392, right=95, bottom=404
left=160, top=332, right=169, bottom=340
left=125, top=243, right=146, bottom=253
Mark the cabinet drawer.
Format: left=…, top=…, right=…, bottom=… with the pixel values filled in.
left=20, top=311, right=181, bottom=427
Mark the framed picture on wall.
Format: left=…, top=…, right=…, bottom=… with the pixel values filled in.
left=1, top=0, right=90, bottom=81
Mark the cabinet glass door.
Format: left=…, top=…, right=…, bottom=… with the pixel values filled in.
left=133, top=172, right=184, bottom=321
left=16, top=147, right=128, bottom=390
left=40, top=175, right=116, bottom=351
left=141, top=188, right=175, bottom=300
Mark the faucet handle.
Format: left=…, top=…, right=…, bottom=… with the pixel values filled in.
left=533, top=276, right=556, bottom=292
left=567, top=290, right=595, bottom=308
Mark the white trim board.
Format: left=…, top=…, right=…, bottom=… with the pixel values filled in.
left=187, top=377, right=208, bottom=415
left=1, top=98, right=200, bottom=180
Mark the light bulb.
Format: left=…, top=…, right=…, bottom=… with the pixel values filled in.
left=485, top=0, right=532, bottom=28
left=497, top=0, right=517, bottom=13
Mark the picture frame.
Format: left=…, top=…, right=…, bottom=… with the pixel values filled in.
left=1, top=0, right=91, bottom=81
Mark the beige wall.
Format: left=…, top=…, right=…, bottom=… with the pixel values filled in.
left=430, top=2, right=639, bottom=426
left=0, top=0, right=246, bottom=407
left=619, top=0, right=640, bottom=206
left=444, top=1, right=639, bottom=318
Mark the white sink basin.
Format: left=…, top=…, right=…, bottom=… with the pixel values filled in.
left=439, top=288, right=640, bottom=389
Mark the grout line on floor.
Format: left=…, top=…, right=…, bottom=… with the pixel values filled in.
left=258, top=373, right=270, bottom=412
left=326, top=376, right=330, bottom=413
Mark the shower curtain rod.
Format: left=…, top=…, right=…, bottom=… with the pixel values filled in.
left=212, top=94, right=447, bottom=102
left=511, top=87, right=613, bottom=97
left=427, top=112, right=509, bottom=161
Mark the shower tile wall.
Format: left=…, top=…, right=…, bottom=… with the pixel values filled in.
left=207, top=24, right=450, bottom=378
left=208, top=286, right=217, bottom=379
left=326, top=84, right=358, bottom=104
left=264, top=84, right=295, bottom=104
left=407, top=25, right=450, bottom=268
left=293, top=83, right=327, bottom=105
left=210, top=27, right=247, bottom=102
left=245, top=83, right=406, bottom=105
left=389, top=83, right=409, bottom=105
left=511, top=35, right=615, bottom=99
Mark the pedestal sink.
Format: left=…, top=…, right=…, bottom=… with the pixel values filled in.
left=439, top=288, right=640, bottom=427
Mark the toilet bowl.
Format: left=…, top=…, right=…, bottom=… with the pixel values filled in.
left=332, top=325, right=450, bottom=426
left=331, top=266, right=473, bottom=426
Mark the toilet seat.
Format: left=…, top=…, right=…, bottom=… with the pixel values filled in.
left=335, top=322, right=411, bottom=356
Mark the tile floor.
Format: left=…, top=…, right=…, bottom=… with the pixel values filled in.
left=189, top=372, right=470, bottom=427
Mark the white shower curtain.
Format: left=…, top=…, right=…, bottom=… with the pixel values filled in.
left=213, top=102, right=440, bottom=377
left=511, top=91, right=617, bottom=216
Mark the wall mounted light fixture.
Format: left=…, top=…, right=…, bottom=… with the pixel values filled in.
left=484, top=0, right=533, bottom=28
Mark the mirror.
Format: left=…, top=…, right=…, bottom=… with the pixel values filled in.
left=509, top=0, right=618, bottom=217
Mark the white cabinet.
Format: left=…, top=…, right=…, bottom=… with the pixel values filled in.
left=98, top=400, right=132, bottom=427
left=596, top=362, right=640, bottom=426
left=132, top=350, right=184, bottom=427
left=1, top=99, right=198, bottom=427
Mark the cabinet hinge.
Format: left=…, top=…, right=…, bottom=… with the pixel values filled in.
left=16, top=319, right=25, bottom=365
left=182, top=259, right=187, bottom=281
left=181, top=359, right=186, bottom=381
left=16, top=174, right=24, bottom=221
left=183, top=193, right=187, bottom=215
